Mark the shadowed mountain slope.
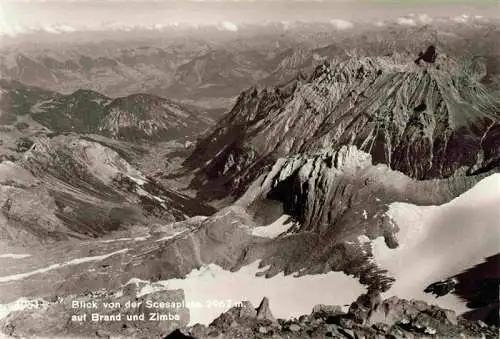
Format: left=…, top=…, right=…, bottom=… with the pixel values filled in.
left=0, top=80, right=213, bottom=141
left=186, top=57, right=500, bottom=200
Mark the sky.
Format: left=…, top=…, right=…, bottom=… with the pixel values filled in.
left=0, top=0, right=498, bottom=35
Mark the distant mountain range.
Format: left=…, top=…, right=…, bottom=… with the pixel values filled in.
left=1, top=20, right=498, bottom=110
left=0, top=80, right=213, bottom=141
left=0, top=15, right=496, bottom=38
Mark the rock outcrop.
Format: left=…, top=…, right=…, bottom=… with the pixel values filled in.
left=173, top=294, right=499, bottom=339
left=415, top=45, right=438, bottom=65
left=255, top=297, right=277, bottom=324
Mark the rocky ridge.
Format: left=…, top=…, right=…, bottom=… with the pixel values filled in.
left=186, top=56, right=500, bottom=200
left=230, top=145, right=492, bottom=290
left=172, top=293, right=499, bottom=339
left=0, top=80, right=212, bottom=142
left=2, top=20, right=498, bottom=105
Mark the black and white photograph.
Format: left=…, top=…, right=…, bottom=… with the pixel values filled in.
left=0, top=0, right=499, bottom=337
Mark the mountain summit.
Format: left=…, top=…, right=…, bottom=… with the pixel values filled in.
left=187, top=56, right=500, bottom=200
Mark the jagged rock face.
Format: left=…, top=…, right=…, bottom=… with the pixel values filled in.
left=229, top=145, right=490, bottom=291
left=238, top=145, right=484, bottom=234
left=256, top=297, right=277, bottom=323
left=186, top=57, right=500, bottom=200
left=186, top=82, right=297, bottom=198
left=0, top=152, right=495, bottom=336
left=0, top=135, right=215, bottom=245
left=415, top=45, right=438, bottom=65
left=260, top=46, right=316, bottom=86
left=178, top=294, right=499, bottom=339
left=165, top=329, right=197, bottom=338
left=0, top=81, right=212, bottom=141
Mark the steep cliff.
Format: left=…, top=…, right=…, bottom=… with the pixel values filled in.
left=186, top=56, right=500, bottom=200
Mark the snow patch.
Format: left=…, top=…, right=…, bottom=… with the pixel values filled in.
left=252, top=215, right=295, bottom=238
left=452, top=14, right=469, bottom=23
left=220, top=21, right=238, bottom=32
left=418, top=14, right=433, bottom=24
left=98, top=236, right=149, bottom=243
left=371, top=174, right=500, bottom=314
left=124, top=277, right=150, bottom=286
left=358, top=235, right=370, bottom=244
left=128, top=175, right=147, bottom=186
left=0, top=249, right=129, bottom=283
left=329, top=19, right=353, bottom=30
left=155, top=230, right=188, bottom=242
left=397, top=17, right=416, bottom=26
left=65, top=249, right=129, bottom=266
left=136, top=187, right=165, bottom=204
left=128, top=260, right=366, bottom=325
left=0, top=254, right=32, bottom=259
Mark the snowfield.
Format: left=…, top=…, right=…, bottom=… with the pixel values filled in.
left=0, top=254, right=31, bottom=259
left=371, top=173, right=500, bottom=313
left=126, top=260, right=366, bottom=325
left=98, top=236, right=149, bottom=243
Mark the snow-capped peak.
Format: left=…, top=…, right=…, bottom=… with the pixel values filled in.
left=219, top=21, right=239, bottom=32
left=396, top=16, right=417, bottom=26
left=418, top=14, right=433, bottom=24
left=452, top=14, right=470, bottom=23
left=329, top=19, right=354, bottom=30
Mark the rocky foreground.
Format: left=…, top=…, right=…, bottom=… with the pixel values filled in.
left=3, top=286, right=498, bottom=339
left=169, top=292, right=498, bottom=339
